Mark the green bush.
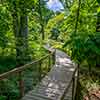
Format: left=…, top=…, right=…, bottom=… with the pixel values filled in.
left=63, top=32, right=100, bottom=70
left=0, top=79, right=19, bottom=100
left=0, top=55, right=16, bottom=74
left=0, top=96, right=6, bottom=100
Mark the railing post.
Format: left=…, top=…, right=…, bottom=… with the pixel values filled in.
left=75, top=64, right=80, bottom=100
left=72, top=76, right=75, bottom=100
left=52, top=49, right=56, bottom=65
left=18, top=71, right=24, bottom=98
left=39, top=61, right=42, bottom=81
left=48, top=55, right=51, bottom=72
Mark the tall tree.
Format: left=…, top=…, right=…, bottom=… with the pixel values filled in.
left=38, top=0, right=45, bottom=40
left=16, top=0, right=29, bottom=66
left=7, top=0, right=35, bottom=66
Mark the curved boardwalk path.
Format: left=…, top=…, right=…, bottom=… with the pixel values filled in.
left=21, top=46, right=77, bottom=100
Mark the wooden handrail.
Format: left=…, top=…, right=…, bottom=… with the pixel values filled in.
left=0, top=51, right=55, bottom=98
left=60, top=65, right=78, bottom=100
left=0, top=52, right=54, bottom=80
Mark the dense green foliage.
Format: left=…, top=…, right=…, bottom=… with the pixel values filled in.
left=0, top=0, right=100, bottom=99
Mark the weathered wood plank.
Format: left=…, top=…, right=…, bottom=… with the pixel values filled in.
left=21, top=49, right=77, bottom=100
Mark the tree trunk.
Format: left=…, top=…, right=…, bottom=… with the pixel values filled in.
left=38, top=0, right=44, bottom=40
left=11, top=1, right=20, bottom=66
left=16, top=15, right=29, bottom=66
left=11, top=1, right=29, bottom=66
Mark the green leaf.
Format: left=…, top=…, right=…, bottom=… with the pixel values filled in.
left=97, top=7, right=100, bottom=13
left=97, top=0, right=100, bottom=4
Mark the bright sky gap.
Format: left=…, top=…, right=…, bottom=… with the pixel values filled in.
left=45, top=0, right=64, bottom=12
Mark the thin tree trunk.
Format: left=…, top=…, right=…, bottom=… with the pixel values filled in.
left=38, top=0, right=44, bottom=40
left=74, top=0, right=81, bottom=99
left=71, top=0, right=81, bottom=59
left=74, top=0, right=81, bottom=33
left=16, top=15, right=29, bottom=66
left=11, top=1, right=20, bottom=66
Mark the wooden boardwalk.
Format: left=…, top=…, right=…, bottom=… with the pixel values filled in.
left=21, top=48, right=77, bottom=100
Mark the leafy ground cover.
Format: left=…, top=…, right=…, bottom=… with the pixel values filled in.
left=80, top=69, right=100, bottom=100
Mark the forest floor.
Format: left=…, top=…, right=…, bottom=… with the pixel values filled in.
left=80, top=68, right=100, bottom=100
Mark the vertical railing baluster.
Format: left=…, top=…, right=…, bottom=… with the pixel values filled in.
left=18, top=71, right=24, bottom=98
left=75, top=64, right=80, bottom=100
left=32, top=63, right=36, bottom=86
left=38, top=60, right=42, bottom=81
left=48, top=54, right=51, bottom=72
left=52, top=50, right=56, bottom=65
left=72, top=76, right=75, bottom=100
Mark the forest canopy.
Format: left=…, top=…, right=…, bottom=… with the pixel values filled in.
left=0, top=0, right=99, bottom=72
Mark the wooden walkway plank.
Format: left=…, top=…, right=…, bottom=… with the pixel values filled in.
left=21, top=47, right=77, bottom=100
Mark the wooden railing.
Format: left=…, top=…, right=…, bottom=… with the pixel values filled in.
left=20, top=49, right=78, bottom=100
left=60, top=64, right=78, bottom=100
left=0, top=50, right=55, bottom=98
